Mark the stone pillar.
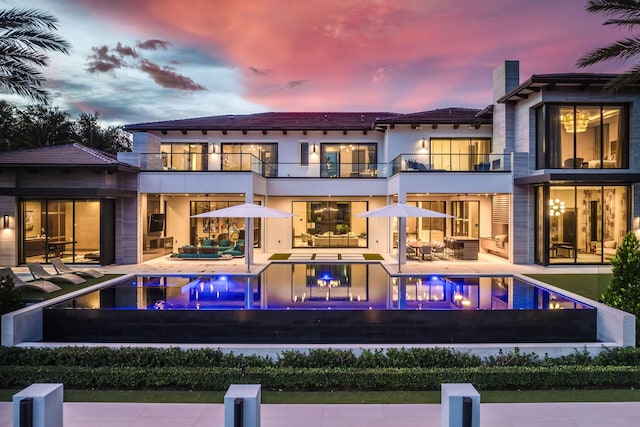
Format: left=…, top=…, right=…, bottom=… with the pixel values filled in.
left=224, top=384, right=261, bottom=427
left=13, top=383, right=63, bottom=427
left=441, top=383, right=480, bottom=427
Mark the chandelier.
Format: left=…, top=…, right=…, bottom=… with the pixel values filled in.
left=561, top=110, right=589, bottom=133
left=549, top=198, right=565, bottom=216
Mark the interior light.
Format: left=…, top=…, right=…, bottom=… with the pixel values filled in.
left=561, top=110, right=589, bottom=133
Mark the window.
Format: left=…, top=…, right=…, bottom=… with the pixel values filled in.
left=21, top=199, right=101, bottom=264
left=299, top=142, right=309, bottom=166
left=160, top=143, right=208, bottom=171
left=430, top=138, right=491, bottom=171
left=292, top=201, right=367, bottom=248
left=221, top=143, right=277, bottom=176
left=535, top=184, right=629, bottom=265
left=536, top=104, right=628, bottom=169
left=320, top=143, right=377, bottom=178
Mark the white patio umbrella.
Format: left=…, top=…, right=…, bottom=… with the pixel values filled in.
left=356, top=202, right=454, bottom=273
left=191, top=202, right=293, bottom=272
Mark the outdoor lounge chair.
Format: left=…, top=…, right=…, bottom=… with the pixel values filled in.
left=26, top=262, right=86, bottom=285
left=0, top=267, right=61, bottom=293
left=51, top=257, right=104, bottom=278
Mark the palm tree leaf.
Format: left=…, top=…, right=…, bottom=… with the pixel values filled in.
left=577, top=35, right=640, bottom=66
left=0, top=8, right=61, bottom=31
left=587, top=0, right=640, bottom=20
left=0, top=44, right=49, bottom=66
left=603, top=64, right=640, bottom=93
left=2, top=28, right=70, bottom=54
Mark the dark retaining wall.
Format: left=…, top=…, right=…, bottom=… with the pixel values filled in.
left=43, top=308, right=597, bottom=344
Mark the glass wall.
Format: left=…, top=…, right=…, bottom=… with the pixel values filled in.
left=292, top=201, right=367, bottom=247
left=536, top=185, right=629, bottom=264
left=320, top=143, right=377, bottom=178
left=21, top=199, right=101, bottom=264
left=393, top=201, right=447, bottom=247
left=221, top=143, right=277, bottom=176
left=190, top=201, right=261, bottom=247
left=536, top=104, right=628, bottom=169
left=430, top=138, right=491, bottom=171
left=161, top=143, right=208, bottom=170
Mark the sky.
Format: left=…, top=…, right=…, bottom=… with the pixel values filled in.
left=1, top=0, right=630, bottom=126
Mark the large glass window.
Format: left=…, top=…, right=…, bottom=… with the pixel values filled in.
left=189, top=201, right=261, bottom=247
left=292, top=201, right=367, bottom=248
left=536, top=185, right=629, bottom=264
left=430, top=138, right=491, bottom=171
left=536, top=104, right=628, bottom=169
left=21, top=199, right=101, bottom=264
left=320, top=143, right=377, bottom=178
left=393, top=201, right=447, bottom=247
left=161, top=143, right=208, bottom=171
left=221, top=143, right=277, bottom=176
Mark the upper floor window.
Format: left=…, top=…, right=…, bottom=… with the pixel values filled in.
left=161, top=143, right=208, bottom=171
left=430, top=138, right=492, bottom=171
left=221, top=143, right=278, bottom=176
left=536, top=104, right=628, bottom=169
left=320, top=143, right=377, bottom=178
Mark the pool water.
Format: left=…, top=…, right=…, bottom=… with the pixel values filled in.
left=43, top=263, right=597, bottom=345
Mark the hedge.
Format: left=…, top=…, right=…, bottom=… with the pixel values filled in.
left=2, top=346, right=640, bottom=391
left=1, top=365, right=640, bottom=391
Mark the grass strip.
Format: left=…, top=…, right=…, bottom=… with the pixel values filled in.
left=524, top=273, right=612, bottom=301
left=268, top=253, right=291, bottom=260
left=18, top=274, right=122, bottom=301
left=363, top=253, right=384, bottom=260
left=2, top=389, right=640, bottom=404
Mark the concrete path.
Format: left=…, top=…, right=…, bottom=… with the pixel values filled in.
left=2, top=401, right=640, bottom=427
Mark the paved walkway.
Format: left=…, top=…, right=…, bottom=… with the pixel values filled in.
left=2, top=401, right=640, bottom=426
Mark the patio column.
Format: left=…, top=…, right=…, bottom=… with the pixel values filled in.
left=245, top=194, right=254, bottom=271
left=397, top=194, right=406, bottom=268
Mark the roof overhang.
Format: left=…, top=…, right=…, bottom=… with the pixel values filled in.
left=514, top=172, right=640, bottom=186
left=497, top=74, right=620, bottom=104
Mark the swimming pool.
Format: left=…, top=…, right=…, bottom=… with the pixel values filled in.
left=43, top=263, right=597, bottom=344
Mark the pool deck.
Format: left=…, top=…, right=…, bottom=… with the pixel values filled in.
left=2, top=401, right=640, bottom=426
left=98, top=250, right=613, bottom=277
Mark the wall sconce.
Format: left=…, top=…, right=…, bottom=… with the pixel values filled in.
left=312, top=144, right=317, bottom=153
left=2, top=215, right=8, bottom=229
left=212, top=144, right=218, bottom=154
left=421, top=138, right=426, bottom=149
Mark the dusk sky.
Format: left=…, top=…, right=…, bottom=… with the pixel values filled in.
left=3, top=0, right=630, bottom=126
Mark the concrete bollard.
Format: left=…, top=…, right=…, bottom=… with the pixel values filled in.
left=441, top=383, right=480, bottom=427
left=224, top=384, right=261, bottom=427
left=12, top=383, right=63, bottom=427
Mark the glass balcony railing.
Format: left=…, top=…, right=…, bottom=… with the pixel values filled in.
left=391, top=153, right=511, bottom=175
left=134, top=153, right=511, bottom=176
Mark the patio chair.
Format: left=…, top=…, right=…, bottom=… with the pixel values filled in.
left=26, top=262, right=86, bottom=285
left=51, top=257, right=104, bottom=278
left=0, top=267, right=61, bottom=293
left=419, top=245, right=432, bottom=261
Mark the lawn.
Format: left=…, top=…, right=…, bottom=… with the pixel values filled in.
left=524, top=273, right=612, bottom=302
left=17, top=274, right=122, bottom=302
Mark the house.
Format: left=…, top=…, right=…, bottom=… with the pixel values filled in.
left=0, top=60, right=638, bottom=267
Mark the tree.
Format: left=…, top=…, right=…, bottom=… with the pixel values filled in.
left=0, top=274, right=24, bottom=315
left=601, top=232, right=640, bottom=335
left=577, top=0, right=640, bottom=93
left=13, top=104, right=75, bottom=148
left=75, top=112, right=132, bottom=154
left=0, top=8, right=70, bottom=103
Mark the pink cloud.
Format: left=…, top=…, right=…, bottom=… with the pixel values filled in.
left=60, top=0, right=628, bottom=112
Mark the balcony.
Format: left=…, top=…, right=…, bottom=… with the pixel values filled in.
left=391, top=153, right=511, bottom=175
left=132, top=152, right=511, bottom=177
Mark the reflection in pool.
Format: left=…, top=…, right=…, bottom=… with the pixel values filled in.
left=43, top=263, right=597, bottom=344
left=51, top=263, right=592, bottom=312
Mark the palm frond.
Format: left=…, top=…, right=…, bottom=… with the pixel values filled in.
left=0, top=73, right=49, bottom=104
left=0, top=44, right=49, bottom=67
left=2, top=28, right=71, bottom=54
left=0, top=8, right=61, bottom=31
left=577, top=35, right=640, bottom=66
left=603, top=64, right=640, bottom=93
